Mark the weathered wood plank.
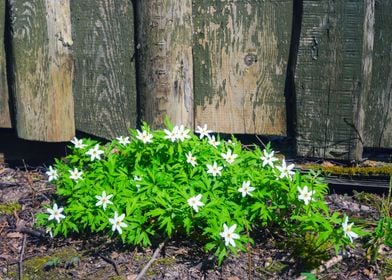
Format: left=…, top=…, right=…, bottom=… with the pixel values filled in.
left=0, top=0, right=11, bottom=128
left=295, top=0, right=374, bottom=160
left=364, top=0, right=392, bottom=148
left=9, top=0, right=74, bottom=141
left=136, top=0, right=194, bottom=129
left=193, top=0, right=291, bottom=135
left=71, top=0, right=137, bottom=139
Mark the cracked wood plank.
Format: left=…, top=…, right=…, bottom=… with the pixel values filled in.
left=8, top=0, right=75, bottom=141
left=193, top=0, right=291, bottom=135
left=295, top=0, right=374, bottom=160
left=71, top=0, right=137, bottom=139
left=0, top=0, right=11, bottom=128
left=136, top=0, right=194, bottom=129
left=364, top=0, right=392, bottom=148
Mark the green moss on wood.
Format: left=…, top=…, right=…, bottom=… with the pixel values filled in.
left=0, top=202, right=21, bottom=214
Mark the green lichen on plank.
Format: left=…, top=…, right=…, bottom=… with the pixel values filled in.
left=71, top=0, right=137, bottom=139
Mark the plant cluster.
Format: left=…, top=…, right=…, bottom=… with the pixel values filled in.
left=36, top=120, right=364, bottom=264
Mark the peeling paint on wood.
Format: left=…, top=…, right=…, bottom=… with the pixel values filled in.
left=136, top=0, right=194, bottom=129
left=71, top=0, right=137, bottom=139
left=364, top=0, right=392, bottom=148
left=0, top=0, right=11, bottom=128
left=295, top=0, right=373, bottom=160
left=9, top=0, right=75, bottom=141
left=193, top=0, right=291, bottom=135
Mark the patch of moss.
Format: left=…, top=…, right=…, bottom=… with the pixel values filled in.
left=305, top=165, right=392, bottom=177
left=0, top=201, right=21, bottom=215
left=7, top=247, right=81, bottom=280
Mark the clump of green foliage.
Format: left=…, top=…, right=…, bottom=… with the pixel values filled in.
left=36, top=119, right=364, bottom=264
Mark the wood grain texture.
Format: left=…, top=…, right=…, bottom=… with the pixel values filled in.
left=0, top=0, right=11, bottom=128
left=136, top=0, right=194, bottom=129
left=364, top=0, right=392, bottom=148
left=9, top=0, right=75, bottom=141
left=193, top=0, right=291, bottom=135
left=71, top=0, right=137, bottom=139
left=295, top=0, right=371, bottom=160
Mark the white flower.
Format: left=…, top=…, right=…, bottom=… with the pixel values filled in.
left=86, top=144, right=104, bottom=161
left=70, top=137, right=87, bottom=149
left=260, top=150, right=278, bottom=168
left=206, top=162, right=223, bottom=177
left=195, top=124, right=212, bottom=139
left=227, top=139, right=236, bottom=146
left=342, top=216, right=359, bottom=243
left=47, top=203, right=65, bottom=223
left=297, top=185, right=315, bottom=205
left=46, top=166, right=58, bottom=182
left=221, top=149, right=238, bottom=164
left=238, top=181, right=255, bottom=197
left=187, top=194, right=204, bottom=212
left=208, top=135, right=220, bottom=148
left=116, top=136, right=130, bottom=146
left=220, top=224, right=240, bottom=247
left=164, top=126, right=179, bottom=142
left=276, top=159, right=295, bottom=180
left=176, top=125, right=191, bottom=142
left=109, top=212, right=127, bottom=234
left=186, top=152, right=197, bottom=167
left=46, top=227, right=53, bottom=238
left=136, top=129, right=153, bottom=144
left=95, top=191, right=114, bottom=210
left=69, top=168, right=83, bottom=181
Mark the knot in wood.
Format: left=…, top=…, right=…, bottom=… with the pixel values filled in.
left=244, top=53, right=257, bottom=66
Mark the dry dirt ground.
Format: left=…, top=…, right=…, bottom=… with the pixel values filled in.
left=1, top=164, right=392, bottom=280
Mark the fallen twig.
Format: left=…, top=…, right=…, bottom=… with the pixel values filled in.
left=296, top=255, right=344, bottom=280
left=100, top=254, right=120, bottom=276
left=136, top=240, right=166, bottom=280
left=18, top=234, right=27, bottom=280
left=15, top=226, right=46, bottom=238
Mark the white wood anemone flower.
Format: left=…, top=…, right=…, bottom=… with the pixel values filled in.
left=220, top=224, right=240, bottom=247
left=70, top=137, right=87, bottom=149
left=95, top=191, right=114, bottom=210
left=187, top=194, right=204, bottom=212
left=221, top=149, right=238, bottom=164
left=238, top=181, right=255, bottom=197
left=86, top=144, right=104, bottom=161
left=297, top=185, right=315, bottom=205
left=109, top=212, right=127, bottom=234
left=136, top=129, right=153, bottom=144
left=260, top=149, right=278, bottom=168
left=176, top=125, right=191, bottom=142
left=342, top=216, right=359, bottom=243
left=164, top=126, right=179, bottom=142
left=47, top=203, right=65, bottom=223
left=276, top=159, right=295, bottom=180
left=69, top=168, right=83, bottom=181
left=116, top=136, right=130, bottom=146
left=206, top=162, right=223, bottom=177
left=186, top=152, right=197, bottom=167
left=46, top=166, right=58, bottom=182
left=195, top=124, right=212, bottom=139
left=208, top=135, right=220, bottom=148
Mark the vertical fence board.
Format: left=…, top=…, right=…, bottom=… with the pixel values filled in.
left=0, top=0, right=11, bottom=128
left=136, top=0, right=194, bottom=129
left=364, top=0, right=392, bottom=148
left=192, top=0, right=291, bottom=135
left=9, top=0, right=74, bottom=141
left=295, top=0, right=373, bottom=160
left=71, top=0, right=137, bottom=139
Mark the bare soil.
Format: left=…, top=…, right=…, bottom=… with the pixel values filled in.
left=1, top=164, right=391, bottom=280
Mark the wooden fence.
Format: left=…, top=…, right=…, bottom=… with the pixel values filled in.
left=0, top=0, right=391, bottom=161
